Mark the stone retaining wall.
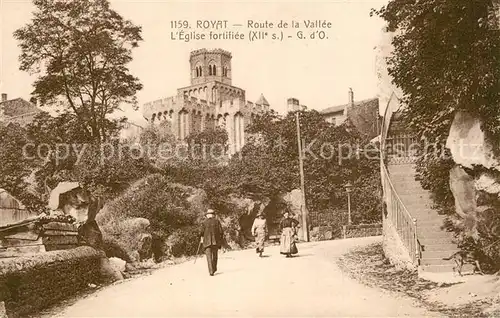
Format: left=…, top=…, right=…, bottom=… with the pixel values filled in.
left=0, top=246, right=105, bottom=318
left=382, top=217, right=416, bottom=270
left=310, top=224, right=382, bottom=241
left=342, top=223, right=383, bottom=239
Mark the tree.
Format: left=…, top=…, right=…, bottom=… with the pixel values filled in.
left=164, top=127, right=230, bottom=189
left=0, top=124, right=45, bottom=211
left=373, top=0, right=500, bottom=268
left=225, top=110, right=382, bottom=223
left=185, top=127, right=229, bottom=161
left=372, top=0, right=500, bottom=141
left=22, top=111, right=151, bottom=202
left=14, top=0, right=143, bottom=142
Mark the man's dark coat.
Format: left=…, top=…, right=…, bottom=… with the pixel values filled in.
left=200, top=217, right=224, bottom=249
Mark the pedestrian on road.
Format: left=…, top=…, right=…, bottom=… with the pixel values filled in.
left=199, top=208, right=225, bottom=276
left=251, top=212, right=268, bottom=257
left=279, top=211, right=299, bottom=258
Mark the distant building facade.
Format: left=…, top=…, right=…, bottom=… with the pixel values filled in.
left=0, top=94, right=42, bottom=127
left=320, top=88, right=380, bottom=140
left=143, top=48, right=271, bottom=154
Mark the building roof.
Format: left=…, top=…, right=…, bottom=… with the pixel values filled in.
left=320, top=98, right=379, bottom=115
left=256, top=93, right=270, bottom=106
left=344, top=98, right=380, bottom=139
left=0, top=98, right=41, bottom=118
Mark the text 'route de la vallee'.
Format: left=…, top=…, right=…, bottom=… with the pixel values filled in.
left=169, top=19, right=333, bottom=42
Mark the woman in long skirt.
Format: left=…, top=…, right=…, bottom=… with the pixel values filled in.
left=280, top=211, right=299, bottom=257
left=251, top=212, right=268, bottom=257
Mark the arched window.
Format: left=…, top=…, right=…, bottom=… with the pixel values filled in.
left=208, top=65, right=217, bottom=76
left=195, top=65, right=202, bottom=77
left=209, top=65, right=217, bottom=76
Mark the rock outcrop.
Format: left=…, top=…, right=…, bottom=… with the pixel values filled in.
left=446, top=111, right=500, bottom=245
left=446, top=112, right=500, bottom=170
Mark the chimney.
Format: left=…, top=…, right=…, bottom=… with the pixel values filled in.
left=348, top=88, right=354, bottom=106
left=1, top=94, right=7, bottom=102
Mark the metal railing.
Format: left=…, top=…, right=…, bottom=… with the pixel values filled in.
left=380, top=93, right=421, bottom=265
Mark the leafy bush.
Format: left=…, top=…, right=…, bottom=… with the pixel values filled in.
left=102, top=174, right=200, bottom=235
left=166, top=225, right=201, bottom=257
left=98, top=174, right=207, bottom=259
left=414, top=144, right=456, bottom=215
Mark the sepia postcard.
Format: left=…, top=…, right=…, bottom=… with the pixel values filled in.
left=1, top=0, right=499, bottom=317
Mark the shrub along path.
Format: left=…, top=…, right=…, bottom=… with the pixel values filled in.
left=49, top=237, right=438, bottom=317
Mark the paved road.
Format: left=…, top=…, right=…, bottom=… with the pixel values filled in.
left=53, top=236, right=439, bottom=317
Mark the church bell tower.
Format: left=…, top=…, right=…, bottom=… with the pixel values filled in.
left=190, top=48, right=232, bottom=86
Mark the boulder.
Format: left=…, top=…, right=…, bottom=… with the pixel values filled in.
left=281, top=189, right=302, bottom=217
left=99, top=257, right=124, bottom=282
left=450, top=165, right=477, bottom=219
left=108, top=257, right=126, bottom=273
left=225, top=194, right=271, bottom=242
left=446, top=111, right=500, bottom=170
left=227, top=195, right=257, bottom=216
left=449, top=165, right=479, bottom=238
left=99, top=217, right=151, bottom=262
left=138, top=233, right=153, bottom=261
left=475, top=173, right=500, bottom=196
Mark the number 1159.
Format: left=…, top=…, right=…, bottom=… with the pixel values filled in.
left=170, top=20, right=190, bottom=29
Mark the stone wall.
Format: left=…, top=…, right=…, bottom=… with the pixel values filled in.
left=382, top=217, right=416, bottom=270
left=342, top=223, right=382, bottom=239
left=310, top=225, right=343, bottom=241
left=0, top=246, right=105, bottom=317
left=310, top=224, right=382, bottom=242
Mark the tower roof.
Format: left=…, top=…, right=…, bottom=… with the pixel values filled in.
left=256, top=93, right=270, bottom=106
left=190, top=48, right=232, bottom=58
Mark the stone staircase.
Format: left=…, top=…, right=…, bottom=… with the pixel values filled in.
left=387, top=162, right=462, bottom=273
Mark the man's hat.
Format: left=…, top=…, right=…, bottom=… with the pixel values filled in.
left=206, top=209, right=215, bottom=215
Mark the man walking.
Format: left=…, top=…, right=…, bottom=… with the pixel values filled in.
left=199, top=209, right=224, bottom=276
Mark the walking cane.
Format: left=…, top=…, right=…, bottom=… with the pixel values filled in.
left=193, top=240, right=202, bottom=264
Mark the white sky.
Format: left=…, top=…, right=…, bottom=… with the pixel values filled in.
left=0, top=0, right=389, bottom=121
